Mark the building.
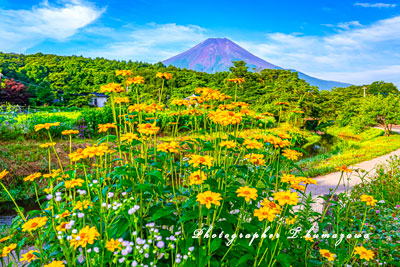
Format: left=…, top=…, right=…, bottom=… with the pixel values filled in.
left=90, top=92, right=109, bottom=107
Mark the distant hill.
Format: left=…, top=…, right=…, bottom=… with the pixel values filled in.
left=163, top=38, right=351, bottom=90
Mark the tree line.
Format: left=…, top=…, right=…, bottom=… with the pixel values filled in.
left=0, top=52, right=399, bottom=131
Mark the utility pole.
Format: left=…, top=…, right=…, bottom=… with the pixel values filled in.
left=363, top=86, right=366, bottom=97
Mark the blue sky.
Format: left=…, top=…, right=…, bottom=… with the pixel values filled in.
left=1, top=0, right=400, bottom=86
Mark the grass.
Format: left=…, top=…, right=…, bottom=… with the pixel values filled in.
left=296, top=126, right=400, bottom=177
left=0, top=138, right=95, bottom=202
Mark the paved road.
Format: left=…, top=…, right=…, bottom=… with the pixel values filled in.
left=306, top=148, right=400, bottom=212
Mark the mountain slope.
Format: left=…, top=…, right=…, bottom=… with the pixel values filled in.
left=162, top=38, right=351, bottom=90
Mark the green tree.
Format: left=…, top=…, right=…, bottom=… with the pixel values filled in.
left=356, top=94, right=400, bottom=135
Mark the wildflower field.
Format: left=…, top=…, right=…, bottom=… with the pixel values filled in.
left=0, top=71, right=399, bottom=267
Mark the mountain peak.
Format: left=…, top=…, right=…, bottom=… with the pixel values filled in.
left=163, top=38, right=279, bottom=73
left=162, top=38, right=351, bottom=90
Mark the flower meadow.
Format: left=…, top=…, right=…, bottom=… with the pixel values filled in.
left=0, top=71, right=399, bottom=267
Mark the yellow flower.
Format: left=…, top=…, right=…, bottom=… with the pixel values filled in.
left=69, top=149, right=84, bottom=162
left=336, top=165, right=352, bottom=173
left=100, top=83, right=125, bottom=93
left=137, top=123, right=160, bottom=135
left=70, top=226, right=100, bottom=249
left=273, top=190, right=299, bottom=206
left=121, top=133, right=140, bottom=143
left=254, top=206, right=278, bottom=222
left=23, top=172, right=42, bottom=182
left=281, top=174, right=298, bottom=184
left=98, top=123, right=117, bottom=133
left=291, top=184, right=306, bottom=192
left=260, top=199, right=281, bottom=214
left=189, top=155, right=214, bottom=168
left=20, top=250, right=39, bottom=263
left=282, top=149, right=302, bottom=161
left=303, top=236, right=314, bottom=242
left=157, top=141, right=180, bottom=153
left=61, top=130, right=79, bottom=135
left=73, top=200, right=91, bottom=211
left=114, top=97, right=130, bottom=104
left=105, top=238, right=121, bottom=252
left=196, top=191, right=222, bottom=209
left=0, top=169, right=9, bottom=180
left=126, top=75, right=145, bottom=85
left=34, top=122, right=60, bottom=132
left=189, top=170, right=207, bottom=186
left=302, top=178, right=317, bottom=185
left=65, top=179, right=85, bottom=189
left=59, top=210, right=71, bottom=218
left=319, top=249, right=335, bottom=261
left=360, top=195, right=377, bottom=206
left=22, top=217, right=48, bottom=232
left=246, top=154, right=265, bottom=165
left=115, top=70, right=133, bottom=77
left=0, top=236, right=11, bottom=243
left=2, top=243, right=17, bottom=257
left=285, top=216, right=297, bottom=225
left=56, top=222, right=69, bottom=232
left=354, top=246, right=375, bottom=261
left=156, top=72, right=173, bottom=80
left=128, top=103, right=147, bottom=112
left=236, top=186, right=258, bottom=202
left=227, top=77, right=245, bottom=84
left=243, top=139, right=263, bottom=150
left=44, top=260, right=66, bottom=267
left=40, top=142, right=56, bottom=148
left=211, top=111, right=243, bottom=126
left=144, top=103, right=164, bottom=113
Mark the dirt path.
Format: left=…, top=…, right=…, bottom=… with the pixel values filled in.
left=305, top=148, right=400, bottom=212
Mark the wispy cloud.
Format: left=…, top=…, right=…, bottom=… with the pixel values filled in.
left=237, top=16, right=400, bottom=86
left=82, top=23, right=207, bottom=62
left=322, top=21, right=363, bottom=30
left=354, top=2, right=397, bottom=8
left=0, top=0, right=104, bottom=52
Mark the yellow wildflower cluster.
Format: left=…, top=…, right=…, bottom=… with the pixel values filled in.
left=208, top=110, right=243, bottom=126
left=115, top=70, right=133, bottom=77
left=137, top=123, right=160, bottom=135
left=61, top=130, right=79, bottom=135
left=126, top=76, right=145, bottom=85
left=114, top=97, right=130, bottom=104
left=98, top=123, right=117, bottom=133
left=157, top=141, right=180, bottom=153
left=100, top=83, right=125, bottom=93
left=34, top=122, right=60, bottom=132
left=156, top=72, right=172, bottom=80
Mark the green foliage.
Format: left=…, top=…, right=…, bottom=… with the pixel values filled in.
left=355, top=94, right=400, bottom=135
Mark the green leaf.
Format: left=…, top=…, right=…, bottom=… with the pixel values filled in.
left=275, top=253, right=292, bottom=267
left=151, top=206, right=175, bottom=221
left=236, top=254, right=253, bottom=266
left=147, top=170, right=164, bottom=183
left=210, top=238, right=222, bottom=253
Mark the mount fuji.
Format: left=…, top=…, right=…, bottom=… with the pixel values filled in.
left=162, top=38, right=350, bottom=90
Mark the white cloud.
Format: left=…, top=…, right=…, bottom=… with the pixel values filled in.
left=0, top=0, right=104, bottom=52
left=322, top=21, right=363, bottom=30
left=82, top=23, right=207, bottom=62
left=237, top=16, right=400, bottom=86
left=354, top=2, right=397, bottom=8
